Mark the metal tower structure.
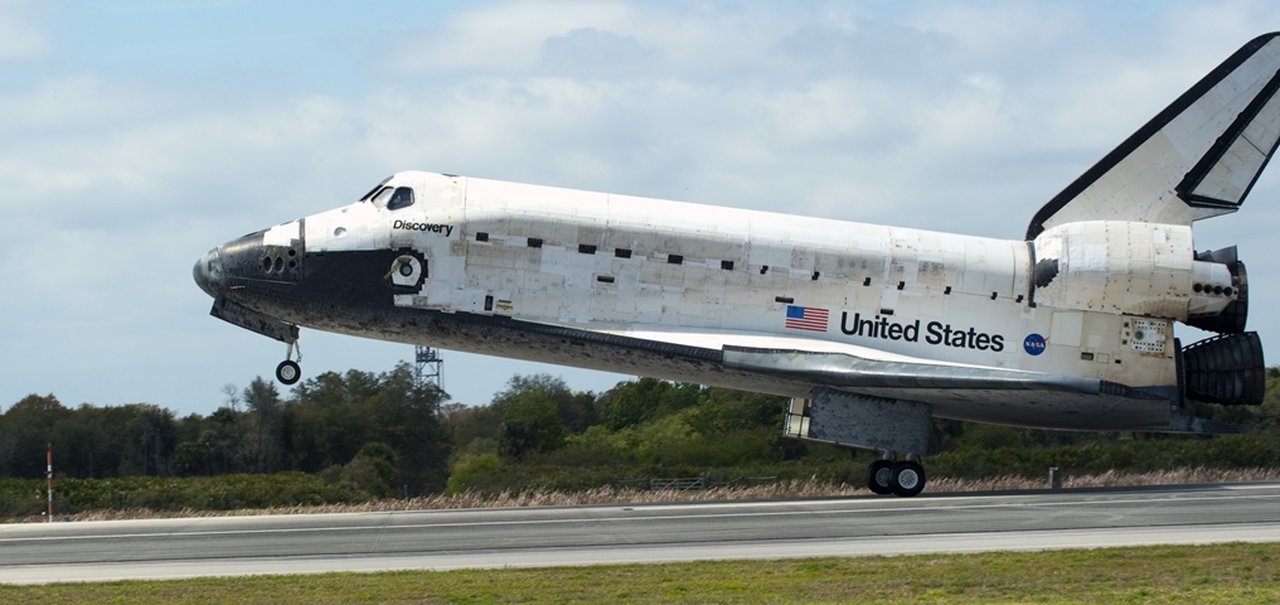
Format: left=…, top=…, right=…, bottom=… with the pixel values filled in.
left=414, top=345, right=443, bottom=390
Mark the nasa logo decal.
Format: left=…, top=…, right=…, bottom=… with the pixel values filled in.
left=1023, top=333, right=1047, bottom=356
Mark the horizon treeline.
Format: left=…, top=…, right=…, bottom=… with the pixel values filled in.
left=1, top=363, right=450, bottom=494
left=3, top=365, right=1279, bottom=498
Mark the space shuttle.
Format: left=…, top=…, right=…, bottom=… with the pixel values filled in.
left=194, top=33, right=1279, bottom=496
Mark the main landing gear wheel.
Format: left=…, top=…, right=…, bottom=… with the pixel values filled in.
left=865, top=459, right=895, bottom=495
left=889, top=461, right=926, bottom=497
left=865, top=459, right=927, bottom=497
left=275, top=360, right=301, bottom=385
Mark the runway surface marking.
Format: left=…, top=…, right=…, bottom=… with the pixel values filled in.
left=5, top=490, right=1277, bottom=543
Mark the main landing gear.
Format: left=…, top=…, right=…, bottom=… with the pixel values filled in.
left=275, top=341, right=302, bottom=385
left=784, top=388, right=932, bottom=497
left=863, top=453, right=926, bottom=497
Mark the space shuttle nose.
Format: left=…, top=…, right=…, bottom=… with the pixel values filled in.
left=193, top=248, right=223, bottom=298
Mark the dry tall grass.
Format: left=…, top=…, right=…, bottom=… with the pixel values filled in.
left=21, top=466, right=1280, bottom=523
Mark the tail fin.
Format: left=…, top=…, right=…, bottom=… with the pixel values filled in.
left=1027, top=32, right=1280, bottom=239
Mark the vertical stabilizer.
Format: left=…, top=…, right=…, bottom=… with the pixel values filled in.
left=1027, top=33, right=1280, bottom=239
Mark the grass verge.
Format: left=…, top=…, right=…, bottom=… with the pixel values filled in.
left=2, top=542, right=1278, bottom=604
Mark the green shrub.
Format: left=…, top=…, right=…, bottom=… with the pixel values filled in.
left=445, top=453, right=505, bottom=496
left=0, top=472, right=373, bottom=519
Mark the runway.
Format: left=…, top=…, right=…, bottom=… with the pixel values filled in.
left=3, top=482, right=1280, bottom=584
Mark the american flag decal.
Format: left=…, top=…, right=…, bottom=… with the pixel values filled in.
left=784, top=305, right=829, bottom=332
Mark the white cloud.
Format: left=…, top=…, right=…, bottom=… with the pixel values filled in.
left=386, top=0, right=638, bottom=73
left=383, top=1, right=812, bottom=81
left=0, top=0, right=48, bottom=60
left=0, top=75, right=170, bottom=132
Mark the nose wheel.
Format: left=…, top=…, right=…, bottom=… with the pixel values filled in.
left=275, top=360, right=301, bottom=385
left=275, top=341, right=302, bottom=385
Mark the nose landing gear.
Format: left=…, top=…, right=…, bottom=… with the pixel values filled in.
left=206, top=297, right=303, bottom=385
left=275, top=341, right=302, bottom=385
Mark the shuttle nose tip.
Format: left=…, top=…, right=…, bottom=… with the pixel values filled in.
left=193, top=248, right=223, bottom=298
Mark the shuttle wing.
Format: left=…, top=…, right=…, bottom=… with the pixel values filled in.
left=582, top=324, right=1194, bottom=431
left=1027, top=32, right=1280, bottom=238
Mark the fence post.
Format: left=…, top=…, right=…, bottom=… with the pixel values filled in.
left=46, top=443, right=54, bottom=522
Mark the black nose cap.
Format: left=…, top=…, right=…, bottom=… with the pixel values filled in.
left=193, top=248, right=223, bottom=298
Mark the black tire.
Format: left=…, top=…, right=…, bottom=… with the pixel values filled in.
left=865, top=459, right=895, bottom=495
left=889, top=461, right=926, bottom=497
left=275, top=360, right=301, bottom=385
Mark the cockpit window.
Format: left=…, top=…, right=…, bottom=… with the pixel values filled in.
left=371, top=187, right=394, bottom=205
left=387, top=186, right=415, bottom=210
left=359, top=176, right=393, bottom=202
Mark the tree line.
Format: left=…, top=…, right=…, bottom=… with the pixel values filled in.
left=1, top=366, right=812, bottom=496
left=4, top=364, right=1279, bottom=500
left=1, top=363, right=449, bottom=495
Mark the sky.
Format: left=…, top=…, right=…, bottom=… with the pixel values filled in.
left=2, top=1, right=1279, bottom=416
